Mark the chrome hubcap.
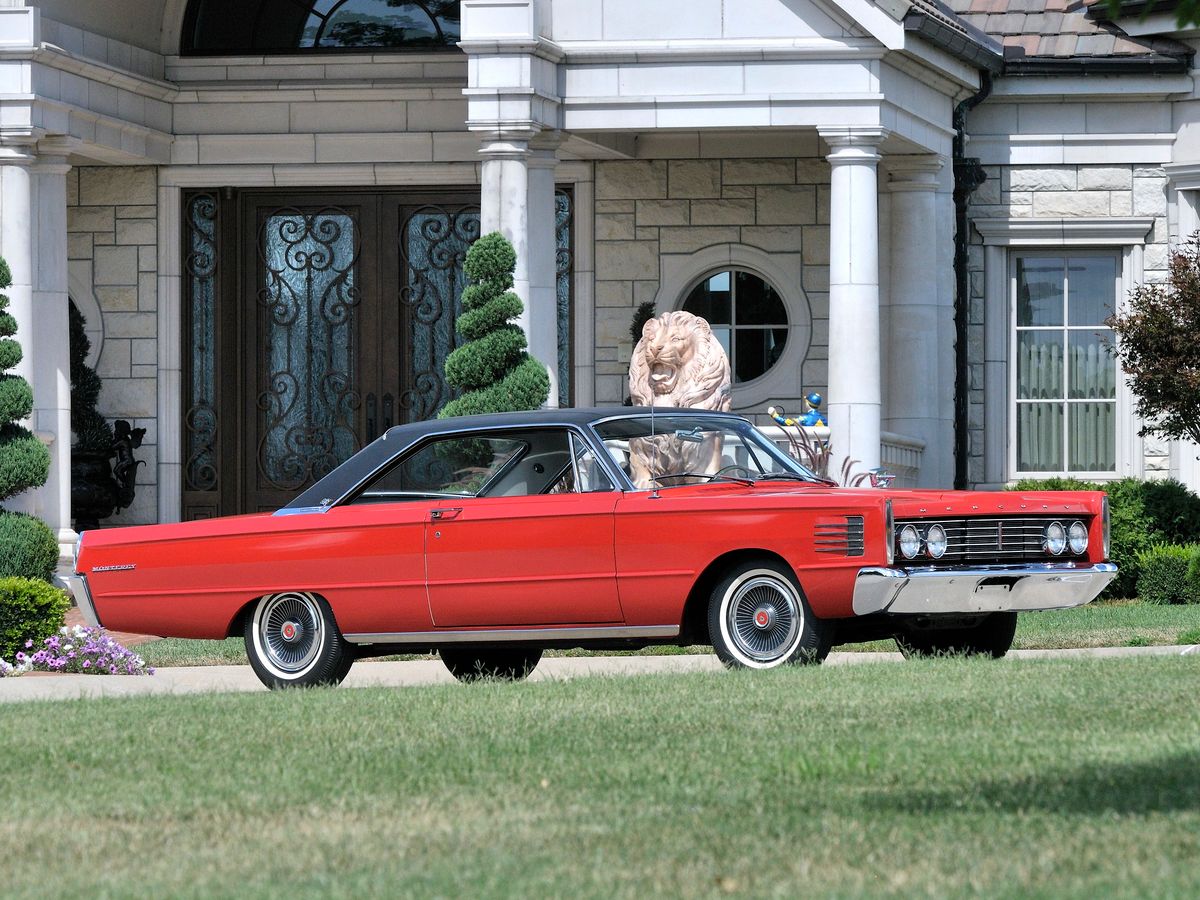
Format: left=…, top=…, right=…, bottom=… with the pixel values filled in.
left=728, top=576, right=800, bottom=662
left=255, top=592, right=324, bottom=674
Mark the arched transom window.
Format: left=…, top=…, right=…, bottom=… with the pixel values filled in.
left=182, top=0, right=461, bottom=54
left=682, top=269, right=789, bottom=385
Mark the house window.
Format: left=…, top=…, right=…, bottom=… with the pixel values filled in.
left=682, top=270, right=788, bottom=384
left=1012, top=252, right=1118, bottom=475
left=182, top=0, right=461, bottom=54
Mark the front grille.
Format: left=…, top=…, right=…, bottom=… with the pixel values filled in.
left=815, top=516, right=865, bottom=557
left=895, top=516, right=1090, bottom=565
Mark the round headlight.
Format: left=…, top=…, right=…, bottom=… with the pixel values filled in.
left=1068, top=520, right=1088, bottom=555
left=1044, top=521, right=1067, bottom=556
left=926, top=524, right=948, bottom=559
left=899, top=524, right=921, bottom=559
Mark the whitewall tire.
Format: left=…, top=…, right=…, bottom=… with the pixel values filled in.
left=244, top=591, right=353, bottom=689
left=708, top=561, right=830, bottom=669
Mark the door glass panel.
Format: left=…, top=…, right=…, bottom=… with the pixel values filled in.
left=556, top=189, right=573, bottom=408
left=257, top=210, right=361, bottom=490
left=400, top=207, right=480, bottom=421
left=184, top=192, right=219, bottom=494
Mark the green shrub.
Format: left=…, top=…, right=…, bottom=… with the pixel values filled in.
left=1137, top=544, right=1200, bottom=605
left=0, top=575, right=69, bottom=661
left=0, top=511, right=59, bottom=582
left=439, top=232, right=549, bottom=419
left=1009, top=476, right=1200, bottom=598
left=0, top=254, right=51, bottom=503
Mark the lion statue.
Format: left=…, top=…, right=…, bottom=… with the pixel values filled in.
left=626, top=310, right=732, bottom=488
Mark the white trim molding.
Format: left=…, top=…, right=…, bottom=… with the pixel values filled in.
left=978, top=217, right=1148, bottom=487
left=654, top=243, right=813, bottom=412
left=974, top=217, right=1155, bottom=247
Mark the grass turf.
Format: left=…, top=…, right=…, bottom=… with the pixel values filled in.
left=1, top=656, right=1197, bottom=897
left=134, top=600, right=1200, bottom=668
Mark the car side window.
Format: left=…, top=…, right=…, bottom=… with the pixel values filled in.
left=352, top=435, right=527, bottom=502
left=547, top=434, right=616, bottom=494
left=350, top=428, right=611, bottom=503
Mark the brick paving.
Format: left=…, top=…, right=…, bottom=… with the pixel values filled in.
left=64, top=605, right=159, bottom=648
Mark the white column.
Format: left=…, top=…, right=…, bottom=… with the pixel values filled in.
left=884, top=156, right=946, bottom=486
left=0, top=146, right=38, bottom=516
left=821, top=127, right=885, bottom=473
left=479, top=132, right=560, bottom=407
left=31, top=147, right=75, bottom=548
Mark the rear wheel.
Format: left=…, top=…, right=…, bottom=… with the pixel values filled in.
left=708, top=560, right=830, bottom=669
left=440, top=647, right=543, bottom=682
left=895, top=611, right=1018, bottom=659
left=244, top=591, right=353, bottom=689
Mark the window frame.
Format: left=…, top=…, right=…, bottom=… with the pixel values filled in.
left=974, top=216, right=1153, bottom=487
left=679, top=267, right=790, bottom=389
left=1008, top=249, right=1121, bottom=480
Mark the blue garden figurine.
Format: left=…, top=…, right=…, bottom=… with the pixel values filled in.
left=769, top=393, right=826, bottom=429
left=799, top=392, right=826, bottom=427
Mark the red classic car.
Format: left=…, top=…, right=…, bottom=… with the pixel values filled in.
left=67, top=408, right=1116, bottom=689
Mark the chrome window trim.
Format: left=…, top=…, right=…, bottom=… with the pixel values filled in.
left=318, top=422, right=628, bottom=510
left=586, top=411, right=820, bottom=493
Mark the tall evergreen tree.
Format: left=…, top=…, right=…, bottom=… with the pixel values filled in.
left=439, top=232, right=550, bottom=418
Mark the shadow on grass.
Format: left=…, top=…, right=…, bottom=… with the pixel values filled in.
left=867, top=752, right=1200, bottom=816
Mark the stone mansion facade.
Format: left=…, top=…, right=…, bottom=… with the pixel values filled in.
left=1, top=0, right=1198, bottom=551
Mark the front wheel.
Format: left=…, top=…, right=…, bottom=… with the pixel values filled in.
left=895, top=611, right=1018, bottom=659
left=708, top=560, right=830, bottom=669
left=440, top=647, right=543, bottom=682
left=244, top=591, right=353, bottom=689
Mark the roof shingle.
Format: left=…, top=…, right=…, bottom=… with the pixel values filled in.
left=941, top=0, right=1191, bottom=61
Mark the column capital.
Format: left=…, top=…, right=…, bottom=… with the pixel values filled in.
left=819, top=127, right=888, bottom=165
left=884, top=155, right=944, bottom=192
left=0, top=141, right=38, bottom=166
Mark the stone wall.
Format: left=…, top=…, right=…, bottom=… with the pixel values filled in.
left=965, top=163, right=1169, bottom=485
left=67, top=165, right=159, bottom=525
left=591, top=157, right=830, bottom=411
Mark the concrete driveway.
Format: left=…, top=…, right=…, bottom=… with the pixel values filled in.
left=1, top=645, right=1195, bottom=704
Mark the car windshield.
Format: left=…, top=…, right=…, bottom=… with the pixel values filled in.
left=591, top=414, right=822, bottom=490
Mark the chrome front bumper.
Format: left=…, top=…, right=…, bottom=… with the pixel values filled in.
left=852, top=562, right=1118, bottom=616
left=57, top=573, right=102, bottom=627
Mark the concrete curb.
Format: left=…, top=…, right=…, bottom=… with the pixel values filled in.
left=1, top=644, right=1196, bottom=704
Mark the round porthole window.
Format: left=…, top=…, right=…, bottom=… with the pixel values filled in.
left=681, top=270, right=788, bottom=384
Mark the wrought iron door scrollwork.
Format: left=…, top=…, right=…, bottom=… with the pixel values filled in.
left=256, top=207, right=363, bottom=491
left=184, top=192, right=220, bottom=493
left=399, top=205, right=481, bottom=420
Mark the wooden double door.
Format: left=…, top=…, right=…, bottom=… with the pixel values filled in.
left=182, top=188, right=484, bottom=518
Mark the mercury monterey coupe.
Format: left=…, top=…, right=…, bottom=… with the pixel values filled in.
left=68, top=408, right=1116, bottom=689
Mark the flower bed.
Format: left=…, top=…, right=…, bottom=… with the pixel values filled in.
left=0, top=624, right=154, bottom=677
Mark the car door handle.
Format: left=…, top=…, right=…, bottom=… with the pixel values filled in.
left=430, top=508, right=462, bottom=521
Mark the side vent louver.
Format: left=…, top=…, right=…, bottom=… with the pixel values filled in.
left=814, top=516, right=865, bottom=557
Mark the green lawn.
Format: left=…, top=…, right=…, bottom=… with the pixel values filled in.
left=1, top=656, right=1197, bottom=897
left=135, top=600, right=1200, bottom=668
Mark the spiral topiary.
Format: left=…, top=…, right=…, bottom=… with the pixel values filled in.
left=439, top=231, right=550, bottom=418
left=0, top=256, right=56, bottom=583
left=0, top=256, right=50, bottom=504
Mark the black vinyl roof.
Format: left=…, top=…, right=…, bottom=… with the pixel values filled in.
left=281, top=406, right=741, bottom=511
